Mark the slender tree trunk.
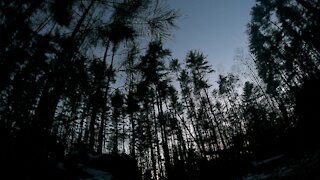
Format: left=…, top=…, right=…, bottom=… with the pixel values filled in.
left=204, top=89, right=227, bottom=150
left=33, top=0, right=96, bottom=138
left=151, top=96, right=163, bottom=179
left=77, top=108, right=86, bottom=149
left=164, top=98, right=188, bottom=164
left=182, top=96, right=205, bottom=154
left=130, top=111, right=136, bottom=159
left=146, top=105, right=157, bottom=179
left=89, top=93, right=99, bottom=152
left=33, top=79, right=61, bottom=133
left=96, top=41, right=110, bottom=153
left=97, top=106, right=106, bottom=154
left=156, top=91, right=171, bottom=179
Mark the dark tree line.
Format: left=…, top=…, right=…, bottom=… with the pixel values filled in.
left=248, top=0, right=320, bottom=151
left=1, top=0, right=319, bottom=179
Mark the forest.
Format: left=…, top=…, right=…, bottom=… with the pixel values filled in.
left=0, top=0, right=319, bottom=179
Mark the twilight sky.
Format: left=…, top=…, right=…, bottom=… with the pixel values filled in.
left=166, top=0, right=255, bottom=74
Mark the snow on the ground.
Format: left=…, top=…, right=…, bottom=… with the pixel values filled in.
left=238, top=151, right=320, bottom=180
left=239, top=166, right=293, bottom=180
left=56, top=160, right=113, bottom=180
left=81, top=166, right=113, bottom=180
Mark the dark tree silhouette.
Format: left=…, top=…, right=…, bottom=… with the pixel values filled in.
left=1, top=0, right=320, bottom=179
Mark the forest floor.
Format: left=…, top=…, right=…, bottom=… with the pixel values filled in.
left=51, top=150, right=320, bottom=180
left=237, top=150, right=320, bottom=180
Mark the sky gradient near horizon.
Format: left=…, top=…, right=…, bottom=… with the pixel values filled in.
left=166, top=0, right=256, bottom=74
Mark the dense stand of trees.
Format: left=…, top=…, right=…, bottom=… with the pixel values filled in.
left=1, top=0, right=319, bottom=179
left=248, top=0, right=320, bottom=151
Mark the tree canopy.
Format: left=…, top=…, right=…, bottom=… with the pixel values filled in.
left=1, top=0, right=319, bottom=179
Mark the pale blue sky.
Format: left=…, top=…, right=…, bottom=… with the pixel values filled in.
left=166, top=0, right=255, bottom=73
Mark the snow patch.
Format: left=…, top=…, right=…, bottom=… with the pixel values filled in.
left=82, top=167, right=113, bottom=180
